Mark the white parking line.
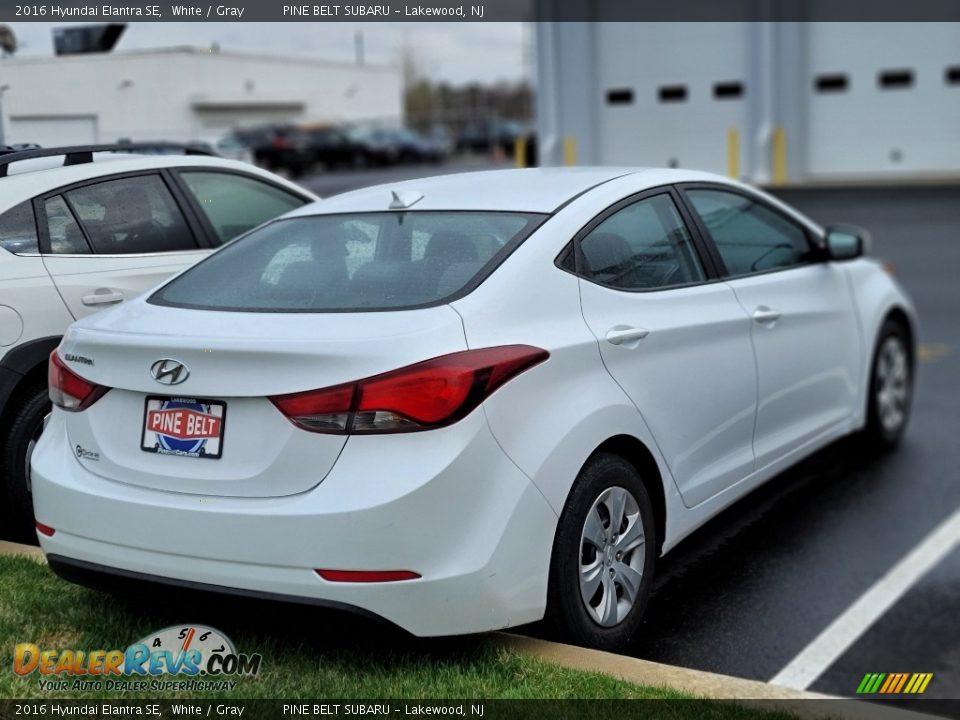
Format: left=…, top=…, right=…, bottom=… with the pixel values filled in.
left=770, top=506, right=960, bottom=690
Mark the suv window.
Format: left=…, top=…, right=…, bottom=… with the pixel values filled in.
left=179, top=171, right=306, bottom=245
left=44, top=196, right=90, bottom=254
left=152, top=212, right=545, bottom=312
left=576, top=193, right=705, bottom=290
left=0, top=201, right=39, bottom=254
left=685, top=189, right=814, bottom=276
left=64, top=175, right=195, bottom=255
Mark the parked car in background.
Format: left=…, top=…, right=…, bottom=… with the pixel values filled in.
left=457, top=119, right=529, bottom=156
left=304, top=125, right=369, bottom=169
left=370, top=128, right=445, bottom=164
left=32, top=168, right=914, bottom=650
left=232, top=125, right=314, bottom=176
left=342, top=127, right=400, bottom=166
left=210, top=133, right=255, bottom=165
left=0, top=143, right=316, bottom=540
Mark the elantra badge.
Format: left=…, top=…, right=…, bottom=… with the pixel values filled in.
left=150, top=359, right=190, bottom=385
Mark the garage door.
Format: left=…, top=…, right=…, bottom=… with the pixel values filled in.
left=7, top=115, right=99, bottom=147
left=805, top=23, right=960, bottom=177
left=594, top=22, right=749, bottom=174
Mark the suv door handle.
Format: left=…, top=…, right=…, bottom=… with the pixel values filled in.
left=605, top=326, right=650, bottom=346
left=753, top=306, right=782, bottom=325
left=81, top=289, right=124, bottom=306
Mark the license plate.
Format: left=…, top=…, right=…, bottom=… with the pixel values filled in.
left=140, top=396, right=226, bottom=460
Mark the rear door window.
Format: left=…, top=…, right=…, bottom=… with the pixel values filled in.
left=43, top=196, right=91, bottom=254
left=178, top=171, right=307, bottom=245
left=63, top=174, right=196, bottom=255
left=152, top=212, right=545, bottom=312
left=575, top=193, right=705, bottom=290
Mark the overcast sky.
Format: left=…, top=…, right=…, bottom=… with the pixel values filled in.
left=6, top=22, right=531, bottom=84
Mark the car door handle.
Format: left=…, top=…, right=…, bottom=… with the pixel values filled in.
left=753, top=306, right=782, bottom=325
left=605, top=327, right=650, bottom=345
left=81, top=289, right=124, bottom=306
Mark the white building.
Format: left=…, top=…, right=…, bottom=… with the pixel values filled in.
left=0, top=46, right=402, bottom=146
left=536, top=21, right=960, bottom=182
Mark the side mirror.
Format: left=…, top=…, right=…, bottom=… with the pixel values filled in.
left=824, top=225, right=869, bottom=261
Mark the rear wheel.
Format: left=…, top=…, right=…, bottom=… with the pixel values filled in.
left=863, top=319, right=913, bottom=450
left=546, top=453, right=656, bottom=650
left=1, top=383, right=49, bottom=542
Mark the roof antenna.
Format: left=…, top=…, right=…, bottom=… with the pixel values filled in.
left=389, top=190, right=423, bottom=210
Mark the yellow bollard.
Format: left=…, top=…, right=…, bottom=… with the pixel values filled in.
left=563, top=136, right=576, bottom=166
left=772, top=127, right=787, bottom=185
left=727, top=128, right=740, bottom=179
left=514, top=136, right=527, bottom=169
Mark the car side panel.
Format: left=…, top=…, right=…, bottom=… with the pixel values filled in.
left=41, top=251, right=210, bottom=320
left=0, top=253, right=73, bottom=360
left=840, top=258, right=919, bottom=428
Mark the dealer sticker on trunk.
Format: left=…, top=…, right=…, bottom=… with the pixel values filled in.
left=141, top=396, right=226, bottom=459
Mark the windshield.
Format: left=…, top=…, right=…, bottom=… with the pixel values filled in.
left=151, top=212, right=545, bottom=312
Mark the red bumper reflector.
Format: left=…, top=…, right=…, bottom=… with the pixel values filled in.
left=35, top=522, right=55, bottom=537
left=315, top=569, right=420, bottom=583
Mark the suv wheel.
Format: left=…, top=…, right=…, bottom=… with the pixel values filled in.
left=546, top=452, right=657, bottom=650
left=2, top=383, right=49, bottom=542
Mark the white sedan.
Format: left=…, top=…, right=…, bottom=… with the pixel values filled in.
left=31, top=168, right=915, bottom=649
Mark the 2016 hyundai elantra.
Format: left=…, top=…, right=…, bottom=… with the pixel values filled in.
left=31, top=168, right=915, bottom=649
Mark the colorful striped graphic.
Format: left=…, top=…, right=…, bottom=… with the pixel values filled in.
left=857, top=672, right=933, bottom=694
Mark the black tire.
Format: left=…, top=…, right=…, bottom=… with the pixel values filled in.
left=862, top=318, right=914, bottom=452
left=546, top=452, right=657, bottom=651
left=1, top=382, right=49, bottom=542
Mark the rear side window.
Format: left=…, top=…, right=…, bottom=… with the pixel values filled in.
left=179, top=171, right=306, bottom=245
left=44, top=196, right=90, bottom=254
left=576, top=193, right=704, bottom=290
left=0, top=201, right=39, bottom=254
left=152, top=212, right=545, bottom=312
left=685, top=189, right=814, bottom=276
left=64, top=175, right=195, bottom=254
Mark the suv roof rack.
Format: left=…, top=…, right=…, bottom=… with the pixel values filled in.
left=0, top=143, right=218, bottom=178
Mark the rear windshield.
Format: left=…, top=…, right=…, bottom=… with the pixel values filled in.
left=151, top=211, right=545, bottom=312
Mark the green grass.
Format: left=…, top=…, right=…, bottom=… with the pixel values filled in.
left=0, top=554, right=792, bottom=718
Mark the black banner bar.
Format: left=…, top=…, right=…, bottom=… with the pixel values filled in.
left=4, top=0, right=960, bottom=23
left=1, top=699, right=960, bottom=720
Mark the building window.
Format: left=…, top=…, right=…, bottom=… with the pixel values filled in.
left=606, top=88, right=634, bottom=105
left=945, top=66, right=960, bottom=85
left=713, top=81, right=744, bottom=99
left=814, top=74, right=849, bottom=93
left=658, top=85, right=687, bottom=103
left=879, top=69, right=914, bottom=90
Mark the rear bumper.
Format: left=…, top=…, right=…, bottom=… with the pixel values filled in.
left=31, top=410, right=558, bottom=636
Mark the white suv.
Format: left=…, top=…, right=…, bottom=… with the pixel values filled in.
left=0, top=144, right=315, bottom=539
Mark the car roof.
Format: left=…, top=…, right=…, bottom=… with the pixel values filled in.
left=286, top=167, right=734, bottom=215
left=0, top=154, right=314, bottom=211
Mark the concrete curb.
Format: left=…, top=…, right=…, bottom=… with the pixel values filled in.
left=496, top=633, right=946, bottom=720
left=0, top=540, right=45, bottom=561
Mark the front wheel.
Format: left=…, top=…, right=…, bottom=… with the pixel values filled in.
left=1, top=383, right=49, bottom=542
left=863, top=319, right=913, bottom=451
left=546, top=453, right=657, bottom=650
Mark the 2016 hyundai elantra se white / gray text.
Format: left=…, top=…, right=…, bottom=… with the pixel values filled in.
left=31, top=168, right=916, bottom=649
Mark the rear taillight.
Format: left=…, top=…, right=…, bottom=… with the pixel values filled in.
left=270, top=345, right=548, bottom=434
left=36, top=521, right=55, bottom=537
left=48, top=351, right=108, bottom=412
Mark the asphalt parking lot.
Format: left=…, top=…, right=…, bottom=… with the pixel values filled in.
left=305, top=167, right=959, bottom=703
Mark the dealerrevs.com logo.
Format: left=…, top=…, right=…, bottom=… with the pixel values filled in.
left=14, top=625, right=262, bottom=692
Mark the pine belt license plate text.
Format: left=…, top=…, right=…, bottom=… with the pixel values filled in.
left=141, top=396, right=226, bottom=459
